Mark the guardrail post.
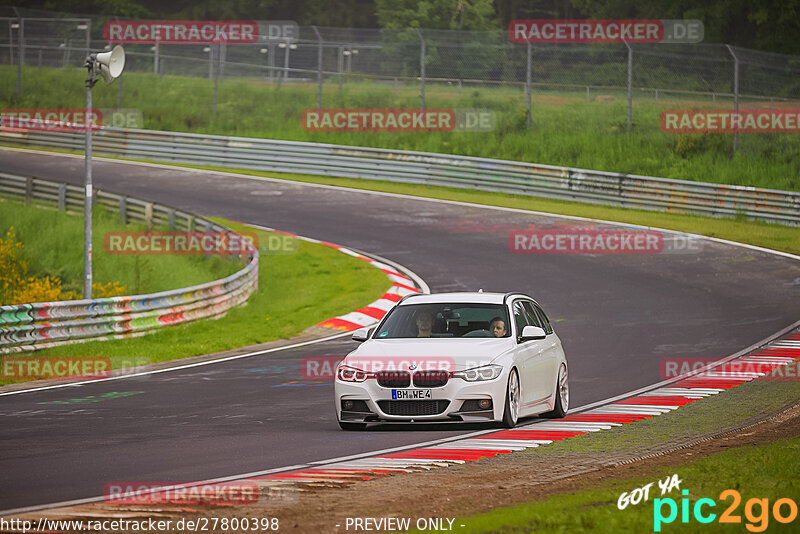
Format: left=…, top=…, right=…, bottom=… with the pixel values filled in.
left=58, top=183, right=66, bottom=211
left=168, top=209, right=175, bottom=230
left=144, top=203, right=153, bottom=230
left=154, top=40, right=159, bottom=74
left=24, top=176, right=32, bottom=205
left=119, top=195, right=127, bottom=225
left=586, top=86, right=590, bottom=102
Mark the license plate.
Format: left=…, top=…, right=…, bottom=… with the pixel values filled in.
left=392, top=389, right=432, bottom=400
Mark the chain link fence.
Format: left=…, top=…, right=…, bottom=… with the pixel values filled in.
left=1, top=11, right=800, bottom=152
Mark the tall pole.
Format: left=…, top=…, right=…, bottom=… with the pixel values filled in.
left=625, top=40, right=632, bottom=133
left=312, top=26, right=323, bottom=110
left=283, top=41, right=290, bottom=81
left=416, top=29, right=425, bottom=110
left=84, top=71, right=94, bottom=298
left=212, top=44, right=218, bottom=114
left=726, top=45, right=739, bottom=153
left=16, top=18, right=23, bottom=96
left=526, top=42, right=532, bottom=129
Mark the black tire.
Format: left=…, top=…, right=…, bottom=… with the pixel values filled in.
left=542, top=364, right=569, bottom=419
left=338, top=421, right=367, bottom=431
left=501, top=369, right=520, bottom=428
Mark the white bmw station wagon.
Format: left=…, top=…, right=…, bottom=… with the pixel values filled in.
left=335, top=292, right=568, bottom=430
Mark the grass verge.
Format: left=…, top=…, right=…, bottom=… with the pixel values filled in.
left=422, top=374, right=800, bottom=533
left=449, top=435, right=800, bottom=533
left=1, top=65, right=798, bottom=191
left=0, top=196, right=238, bottom=298
left=0, top=208, right=391, bottom=386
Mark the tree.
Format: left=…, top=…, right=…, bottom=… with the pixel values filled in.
left=376, top=0, right=498, bottom=30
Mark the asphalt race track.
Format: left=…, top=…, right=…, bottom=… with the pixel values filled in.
left=1, top=149, right=799, bottom=511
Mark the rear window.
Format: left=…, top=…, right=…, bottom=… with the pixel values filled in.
left=375, top=303, right=511, bottom=339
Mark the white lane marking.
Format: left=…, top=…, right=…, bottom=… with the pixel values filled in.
left=329, top=311, right=379, bottom=327
left=463, top=439, right=552, bottom=447
left=0, top=331, right=350, bottom=398
left=586, top=405, right=677, bottom=415
left=525, top=424, right=605, bottom=432
left=520, top=421, right=622, bottom=431
left=0, top=232, right=428, bottom=398
left=366, top=299, right=397, bottom=312
left=3, top=146, right=797, bottom=513
left=427, top=442, right=528, bottom=451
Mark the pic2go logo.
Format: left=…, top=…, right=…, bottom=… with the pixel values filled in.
left=653, top=489, right=798, bottom=532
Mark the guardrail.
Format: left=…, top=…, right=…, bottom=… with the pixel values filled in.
left=0, top=172, right=259, bottom=352
left=1, top=127, right=799, bottom=225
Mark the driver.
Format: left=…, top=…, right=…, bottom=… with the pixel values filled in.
left=415, top=310, right=434, bottom=337
left=489, top=317, right=507, bottom=338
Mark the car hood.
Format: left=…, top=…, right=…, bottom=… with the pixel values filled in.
left=343, top=338, right=514, bottom=372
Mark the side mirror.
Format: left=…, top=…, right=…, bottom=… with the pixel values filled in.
left=519, top=325, right=546, bottom=342
left=352, top=326, right=374, bottom=342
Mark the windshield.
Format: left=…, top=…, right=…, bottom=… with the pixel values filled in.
left=374, top=303, right=511, bottom=339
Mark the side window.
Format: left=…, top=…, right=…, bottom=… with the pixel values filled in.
left=521, top=301, right=543, bottom=329
left=512, top=301, right=529, bottom=336
left=533, top=303, right=554, bottom=334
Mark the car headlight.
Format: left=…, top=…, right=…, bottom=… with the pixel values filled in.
left=453, top=364, right=503, bottom=382
left=337, top=365, right=370, bottom=382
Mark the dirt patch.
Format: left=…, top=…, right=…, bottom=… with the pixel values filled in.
left=256, top=402, right=800, bottom=532
left=27, top=400, right=800, bottom=533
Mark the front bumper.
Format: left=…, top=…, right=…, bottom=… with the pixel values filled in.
left=334, top=371, right=508, bottom=423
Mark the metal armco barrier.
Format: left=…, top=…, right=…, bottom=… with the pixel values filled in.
left=0, top=172, right=259, bottom=352
left=2, top=127, right=798, bottom=225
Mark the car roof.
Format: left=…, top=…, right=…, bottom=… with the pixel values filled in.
left=398, top=292, right=532, bottom=305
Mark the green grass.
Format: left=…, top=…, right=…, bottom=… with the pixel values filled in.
left=2, top=65, right=798, bottom=191
left=0, top=197, right=238, bottom=298
left=444, top=435, right=800, bottom=533
left=0, top=205, right=391, bottom=385
left=535, top=378, right=800, bottom=456
left=418, top=372, right=800, bottom=533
